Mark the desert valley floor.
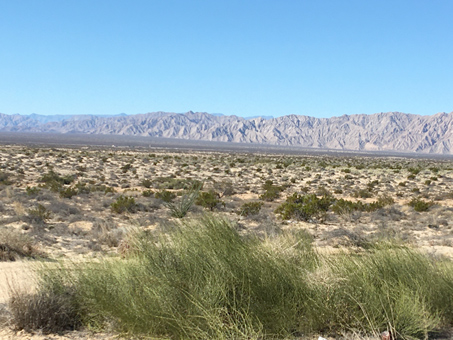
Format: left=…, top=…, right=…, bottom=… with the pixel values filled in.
left=1, top=138, right=453, bottom=339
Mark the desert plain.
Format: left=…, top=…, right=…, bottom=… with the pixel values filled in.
left=1, top=139, right=453, bottom=340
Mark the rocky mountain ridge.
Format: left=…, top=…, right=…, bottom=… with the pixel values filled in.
left=0, top=111, right=452, bottom=154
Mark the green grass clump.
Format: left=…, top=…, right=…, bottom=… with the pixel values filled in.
left=17, top=217, right=453, bottom=339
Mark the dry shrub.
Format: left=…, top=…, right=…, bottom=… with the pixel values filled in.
left=0, top=229, right=44, bottom=261
left=9, top=289, right=80, bottom=333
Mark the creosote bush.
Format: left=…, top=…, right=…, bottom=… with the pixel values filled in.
left=259, top=180, right=284, bottom=202
left=16, top=216, right=453, bottom=339
left=195, top=190, right=222, bottom=211
left=28, top=204, right=51, bottom=223
left=237, top=202, right=264, bottom=216
left=408, top=197, right=433, bottom=212
left=155, top=189, right=176, bottom=203
left=275, top=193, right=334, bottom=221
left=110, top=195, right=136, bottom=214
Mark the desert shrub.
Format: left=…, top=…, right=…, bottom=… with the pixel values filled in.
left=39, top=170, right=75, bottom=192
left=28, top=204, right=51, bottom=223
left=352, top=188, right=373, bottom=199
left=39, top=170, right=75, bottom=186
left=26, top=186, right=40, bottom=196
left=155, top=190, right=176, bottom=203
left=0, top=172, right=12, bottom=185
left=332, top=196, right=395, bottom=216
left=9, top=288, right=80, bottom=333
left=195, top=190, right=221, bottom=211
left=121, top=163, right=133, bottom=173
left=59, top=187, right=78, bottom=199
left=141, top=179, right=153, bottom=188
left=407, top=174, right=416, bottom=180
left=142, top=189, right=154, bottom=197
left=408, top=198, right=433, bottom=212
left=0, top=229, right=44, bottom=261
left=260, top=180, right=284, bottom=202
left=275, top=193, right=334, bottom=221
left=331, top=199, right=365, bottom=215
left=111, top=195, right=136, bottom=214
left=237, top=202, right=264, bottom=217
left=408, top=167, right=421, bottom=175
left=92, top=220, right=124, bottom=247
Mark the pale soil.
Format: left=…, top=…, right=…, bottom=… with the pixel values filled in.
left=1, top=144, right=453, bottom=339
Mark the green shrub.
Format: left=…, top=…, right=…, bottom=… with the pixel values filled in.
left=331, top=199, right=365, bottom=215
left=408, top=198, right=433, bottom=212
left=26, top=186, right=40, bottom=196
left=142, top=189, right=153, bottom=197
left=195, top=190, right=221, bottom=211
left=260, top=180, right=284, bottom=202
left=59, top=187, right=78, bottom=199
left=238, top=202, right=264, bottom=217
left=155, top=190, right=176, bottom=203
left=28, top=204, right=51, bottom=223
left=110, top=195, right=136, bottom=214
left=141, top=179, right=153, bottom=188
left=352, top=188, right=373, bottom=199
left=408, top=167, right=421, bottom=175
left=275, top=193, right=334, bottom=221
left=39, top=171, right=75, bottom=192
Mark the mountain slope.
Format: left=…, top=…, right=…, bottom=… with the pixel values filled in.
left=0, top=111, right=452, bottom=154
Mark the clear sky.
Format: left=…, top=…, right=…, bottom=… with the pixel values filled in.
left=1, top=0, right=452, bottom=118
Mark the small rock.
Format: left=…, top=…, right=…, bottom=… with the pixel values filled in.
left=381, top=330, right=391, bottom=340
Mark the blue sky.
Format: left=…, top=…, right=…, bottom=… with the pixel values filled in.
left=1, top=0, right=452, bottom=118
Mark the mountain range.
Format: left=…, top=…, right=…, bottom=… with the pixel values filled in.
left=0, top=111, right=452, bottom=154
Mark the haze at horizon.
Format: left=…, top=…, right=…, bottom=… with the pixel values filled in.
left=1, top=0, right=452, bottom=118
